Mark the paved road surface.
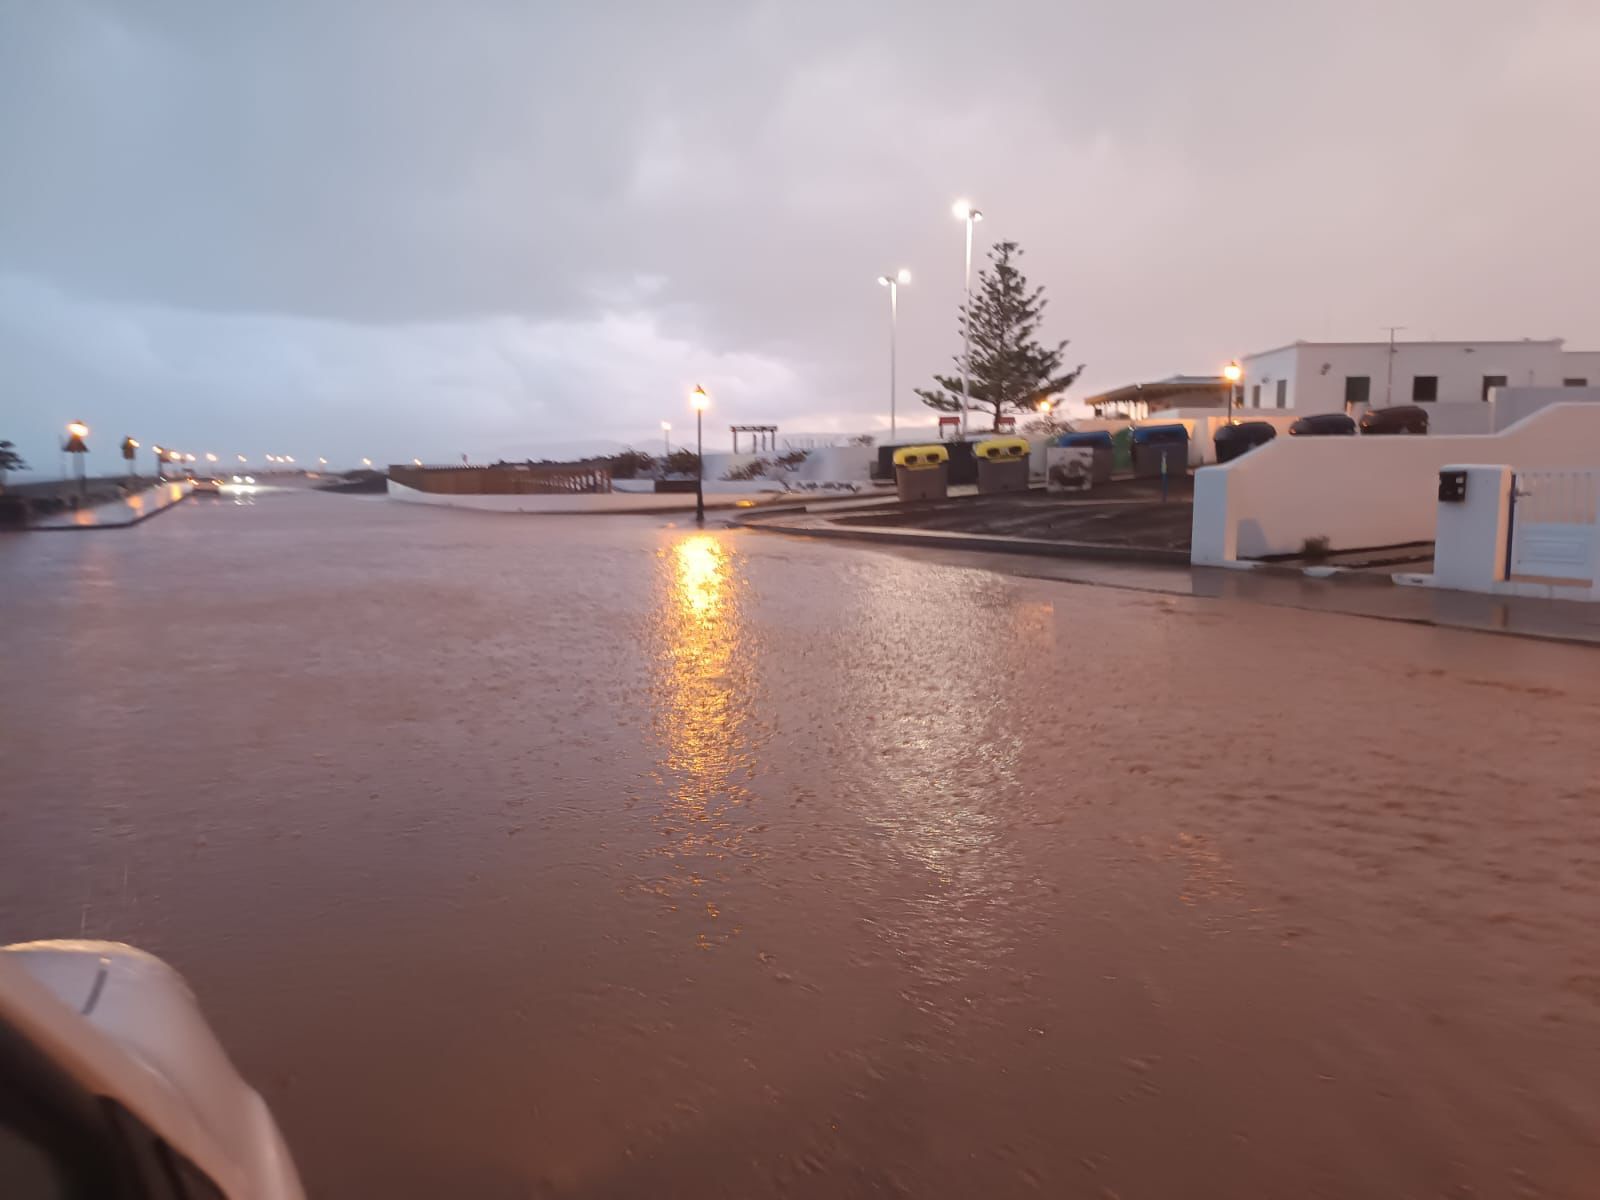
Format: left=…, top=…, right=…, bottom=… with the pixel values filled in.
left=2, top=490, right=1597, bottom=1198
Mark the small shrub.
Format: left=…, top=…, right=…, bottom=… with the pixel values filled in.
left=664, top=449, right=701, bottom=476
left=775, top=449, right=809, bottom=469
left=607, top=449, right=655, bottom=480
left=1301, top=535, right=1331, bottom=562
left=722, top=459, right=770, bottom=481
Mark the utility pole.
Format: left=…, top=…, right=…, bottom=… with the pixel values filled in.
left=1382, top=325, right=1406, bottom=407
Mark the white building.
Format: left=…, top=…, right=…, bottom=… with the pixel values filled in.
left=1238, top=338, right=1600, bottom=415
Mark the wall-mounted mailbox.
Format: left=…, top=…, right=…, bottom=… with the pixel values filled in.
left=1438, top=469, right=1468, bottom=503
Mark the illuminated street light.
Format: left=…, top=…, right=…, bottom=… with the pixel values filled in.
left=412, top=458, right=422, bottom=466
left=67, top=420, right=89, bottom=439
left=362, top=457, right=373, bottom=467
left=952, top=201, right=984, bottom=439
left=689, top=386, right=709, bottom=524
left=205, top=452, right=218, bottom=463
left=318, top=457, right=327, bottom=466
left=876, top=269, right=912, bottom=438
left=1222, top=360, right=1243, bottom=425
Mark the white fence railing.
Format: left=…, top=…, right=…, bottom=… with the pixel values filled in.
left=1510, top=469, right=1600, bottom=582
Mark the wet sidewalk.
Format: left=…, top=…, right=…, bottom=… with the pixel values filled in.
left=25, top=482, right=192, bottom=530
left=738, top=504, right=1600, bottom=647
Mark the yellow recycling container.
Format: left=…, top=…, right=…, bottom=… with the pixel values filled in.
left=973, top=436, right=1029, bottom=461
left=973, top=436, right=1031, bottom=493
left=892, top=444, right=950, bottom=502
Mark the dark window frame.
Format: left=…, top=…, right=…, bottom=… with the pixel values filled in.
left=1412, top=375, right=1439, bottom=403
left=1481, top=374, right=1507, bottom=402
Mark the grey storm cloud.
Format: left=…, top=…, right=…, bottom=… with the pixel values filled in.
left=2, top=0, right=1598, bottom=469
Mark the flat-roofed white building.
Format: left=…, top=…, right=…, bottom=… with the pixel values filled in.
left=1237, top=338, right=1596, bottom=415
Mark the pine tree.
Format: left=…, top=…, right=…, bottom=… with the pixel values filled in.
left=915, top=241, right=1084, bottom=432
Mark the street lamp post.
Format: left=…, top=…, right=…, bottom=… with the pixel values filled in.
left=1222, top=361, right=1242, bottom=426
left=661, top=421, right=672, bottom=459
left=690, top=385, right=709, bottom=524
left=64, top=421, right=90, bottom=502
left=876, top=269, right=911, bottom=439
left=952, top=201, right=984, bottom=440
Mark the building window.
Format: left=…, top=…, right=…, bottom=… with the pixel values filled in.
left=1412, top=375, right=1438, bottom=403
left=1481, top=375, right=1507, bottom=402
left=1275, top=379, right=1287, bottom=409
left=1565, top=378, right=1589, bottom=388
left=1251, top=384, right=1260, bottom=408
left=1344, top=376, right=1370, bottom=410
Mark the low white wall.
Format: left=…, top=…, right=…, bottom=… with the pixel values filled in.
left=1492, top=385, right=1600, bottom=431
left=1191, top=402, right=1600, bottom=562
left=387, top=479, right=773, bottom=512
left=791, top=444, right=875, bottom=482
left=1425, top=402, right=1496, bottom=436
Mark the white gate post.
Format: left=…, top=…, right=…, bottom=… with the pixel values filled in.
left=1433, top=464, right=1512, bottom=592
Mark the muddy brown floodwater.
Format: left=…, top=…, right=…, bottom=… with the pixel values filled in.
left=2, top=489, right=1598, bottom=1198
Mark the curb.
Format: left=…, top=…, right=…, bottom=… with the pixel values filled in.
left=23, top=487, right=191, bottom=532
left=736, top=514, right=1190, bottom=566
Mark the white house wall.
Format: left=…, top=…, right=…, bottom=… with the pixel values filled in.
left=1240, top=340, right=1566, bottom=416
left=1190, top=402, right=1600, bottom=562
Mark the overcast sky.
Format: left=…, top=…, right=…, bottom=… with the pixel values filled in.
left=3, top=0, right=1598, bottom=471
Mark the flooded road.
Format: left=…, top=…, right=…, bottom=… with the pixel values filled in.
left=2, top=490, right=1598, bottom=1198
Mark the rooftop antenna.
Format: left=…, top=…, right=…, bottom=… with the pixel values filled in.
left=1382, top=325, right=1406, bottom=406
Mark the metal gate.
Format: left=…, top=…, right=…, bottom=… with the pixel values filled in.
left=1509, top=469, right=1600, bottom=583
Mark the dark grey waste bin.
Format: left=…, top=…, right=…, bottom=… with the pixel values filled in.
left=974, top=437, right=1030, bottom=494
left=1131, top=424, right=1189, bottom=479
left=1055, top=431, right=1114, bottom=483
left=893, top=445, right=950, bottom=502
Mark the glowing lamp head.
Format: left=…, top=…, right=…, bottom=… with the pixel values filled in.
left=896, top=268, right=911, bottom=284
left=661, top=421, right=672, bottom=431
left=205, top=452, right=217, bottom=462
left=1223, top=361, right=1243, bottom=384
left=690, top=385, right=709, bottom=412
left=67, top=420, right=89, bottom=438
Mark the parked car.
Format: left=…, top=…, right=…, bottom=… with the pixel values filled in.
left=1213, top=420, right=1277, bottom=463
left=0, top=939, right=305, bottom=1197
left=1359, top=405, right=1429, bottom=435
left=1288, top=412, right=1356, bottom=437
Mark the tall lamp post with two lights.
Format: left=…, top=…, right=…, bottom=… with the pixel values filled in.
left=952, top=200, right=984, bottom=439
left=876, top=269, right=911, bottom=439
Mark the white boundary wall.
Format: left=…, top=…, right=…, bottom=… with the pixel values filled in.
left=388, top=479, right=774, bottom=513
left=1191, top=403, right=1600, bottom=562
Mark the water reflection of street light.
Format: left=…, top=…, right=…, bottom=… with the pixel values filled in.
left=690, top=385, right=709, bottom=524
left=876, top=268, right=911, bottom=439
left=952, top=201, right=984, bottom=439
